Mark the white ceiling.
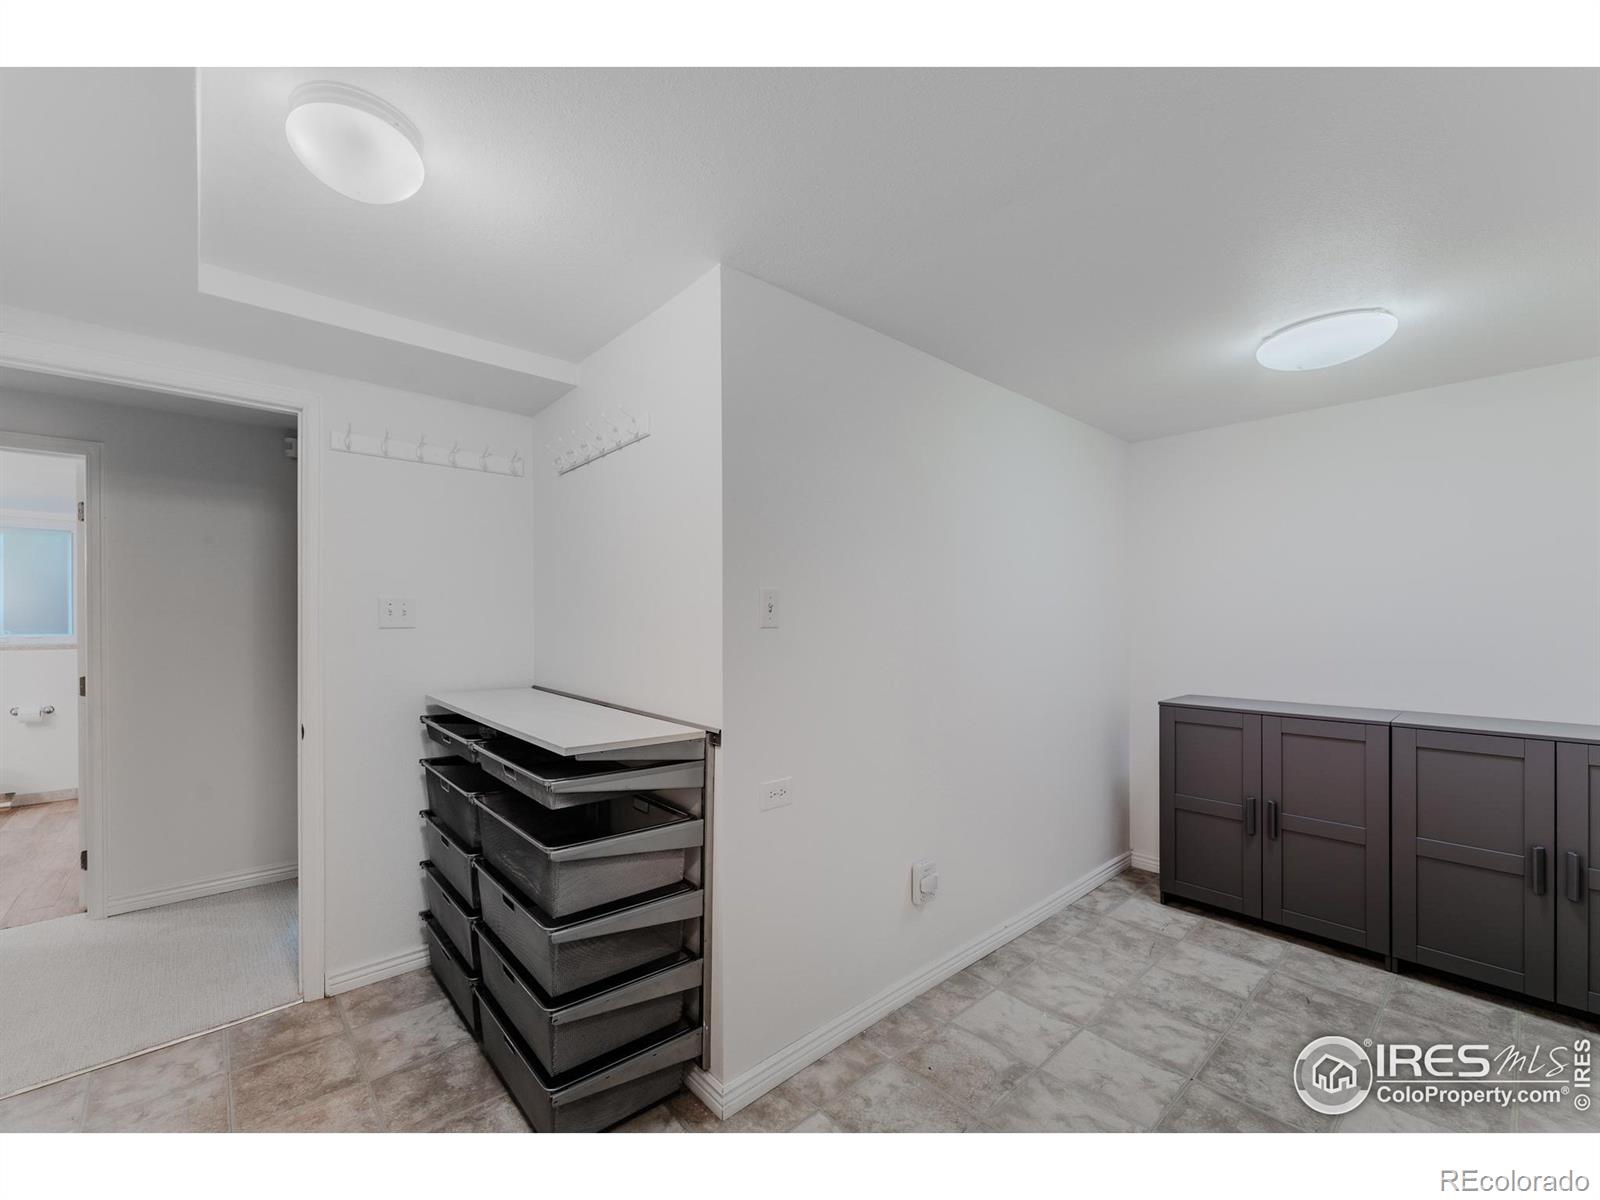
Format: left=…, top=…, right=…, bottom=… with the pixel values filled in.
left=5, top=68, right=1598, bottom=439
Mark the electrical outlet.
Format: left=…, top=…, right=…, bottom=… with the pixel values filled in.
left=379, top=596, right=416, bottom=628
left=911, top=860, right=939, bottom=906
left=759, top=587, right=780, bottom=629
left=760, top=777, right=794, bottom=810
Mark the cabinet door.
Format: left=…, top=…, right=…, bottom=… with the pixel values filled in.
left=1556, top=742, right=1600, bottom=1014
left=1393, top=727, right=1555, bottom=1000
left=1160, top=705, right=1261, bottom=917
left=1262, top=717, right=1389, bottom=953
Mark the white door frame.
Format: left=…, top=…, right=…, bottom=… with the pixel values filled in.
left=0, top=332, right=327, bottom=1000
left=0, top=432, right=102, bottom=917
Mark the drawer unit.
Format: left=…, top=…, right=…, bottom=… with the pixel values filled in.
left=420, top=810, right=479, bottom=906
left=422, top=756, right=507, bottom=848
left=419, top=686, right=714, bottom=1132
left=476, top=791, right=702, bottom=918
left=478, top=992, right=702, bottom=1133
left=479, top=931, right=702, bottom=1075
left=421, top=712, right=496, bottom=762
left=423, top=913, right=479, bottom=1039
left=477, top=737, right=704, bottom=810
left=421, top=860, right=480, bottom=970
left=476, top=865, right=702, bottom=997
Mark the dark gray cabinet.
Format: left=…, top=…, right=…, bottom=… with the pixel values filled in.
left=1160, top=704, right=1262, bottom=918
left=1557, top=741, right=1600, bottom=1015
left=1392, top=724, right=1556, bottom=1000
left=1160, top=697, right=1393, bottom=953
left=1163, top=698, right=1600, bottom=1013
left=1263, top=715, right=1390, bottom=953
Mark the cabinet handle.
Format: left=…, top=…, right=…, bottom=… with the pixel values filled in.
left=1244, top=796, right=1258, bottom=837
left=1531, top=846, right=1548, bottom=896
left=1267, top=799, right=1280, bottom=840
left=1566, top=851, right=1586, bottom=903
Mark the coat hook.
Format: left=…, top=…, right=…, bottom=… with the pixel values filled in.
left=343, top=422, right=354, bottom=451
left=510, top=451, right=524, bottom=476
left=480, top=446, right=492, bottom=471
left=416, top=432, right=428, bottom=462
left=449, top=440, right=461, bottom=467
left=380, top=428, right=392, bottom=457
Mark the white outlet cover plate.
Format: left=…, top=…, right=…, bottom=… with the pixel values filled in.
left=379, top=596, right=415, bottom=628
left=759, top=587, right=780, bottom=628
left=760, top=776, right=793, bottom=810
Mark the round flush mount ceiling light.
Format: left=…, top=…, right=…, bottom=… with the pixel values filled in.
left=1256, top=308, right=1399, bottom=371
left=285, top=82, right=424, bottom=205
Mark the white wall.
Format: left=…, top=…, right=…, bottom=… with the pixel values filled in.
left=0, top=386, right=297, bottom=907
left=0, top=649, right=78, bottom=795
left=717, top=270, right=1130, bottom=1084
left=531, top=268, right=722, bottom=727
left=0, top=307, right=537, bottom=987
left=321, top=389, right=535, bottom=987
left=1127, top=357, right=1600, bottom=864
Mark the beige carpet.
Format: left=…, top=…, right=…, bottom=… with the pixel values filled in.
left=0, top=881, right=298, bottom=1097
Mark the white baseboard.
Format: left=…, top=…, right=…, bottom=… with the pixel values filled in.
left=1130, top=850, right=1159, bottom=874
left=105, top=862, right=298, bottom=916
left=326, top=944, right=430, bottom=995
left=686, top=848, right=1133, bottom=1119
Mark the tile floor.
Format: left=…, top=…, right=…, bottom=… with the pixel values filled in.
left=0, top=798, right=84, bottom=929
left=3, top=867, right=1597, bottom=1133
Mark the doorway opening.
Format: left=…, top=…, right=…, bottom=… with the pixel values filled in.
left=0, top=376, right=309, bottom=1100
left=0, top=447, right=86, bottom=928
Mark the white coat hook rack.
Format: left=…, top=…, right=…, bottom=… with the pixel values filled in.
left=550, top=408, right=650, bottom=475
left=329, top=426, right=525, bottom=477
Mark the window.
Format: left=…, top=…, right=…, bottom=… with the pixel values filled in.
left=0, top=522, right=75, bottom=643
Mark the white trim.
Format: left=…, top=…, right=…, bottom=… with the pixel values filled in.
left=325, top=945, right=430, bottom=996
left=686, top=850, right=1132, bottom=1119
left=105, top=862, right=298, bottom=916
left=0, top=330, right=324, bottom=999
left=1130, top=850, right=1160, bottom=874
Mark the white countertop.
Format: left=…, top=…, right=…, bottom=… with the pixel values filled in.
left=425, top=687, right=707, bottom=756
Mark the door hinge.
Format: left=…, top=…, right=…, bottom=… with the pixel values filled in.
left=77, top=500, right=85, bottom=521
left=79, top=676, right=86, bottom=697
left=80, top=850, right=87, bottom=871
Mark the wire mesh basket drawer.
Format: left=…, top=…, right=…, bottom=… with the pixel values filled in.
left=475, top=792, right=702, bottom=918
left=423, top=913, right=479, bottom=1040
left=419, top=712, right=496, bottom=763
left=476, top=865, right=703, bottom=997
left=422, top=756, right=507, bottom=849
left=479, top=929, right=701, bottom=1076
left=475, top=737, right=705, bottom=810
left=478, top=990, right=702, bottom=1133
left=421, top=860, right=480, bottom=971
left=420, top=810, right=479, bottom=907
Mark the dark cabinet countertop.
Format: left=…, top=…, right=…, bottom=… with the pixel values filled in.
left=1393, top=710, right=1600, bottom=744
left=1158, top=694, right=1600, bottom=744
left=1159, top=694, right=1401, bottom=724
